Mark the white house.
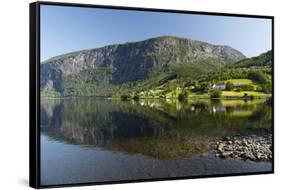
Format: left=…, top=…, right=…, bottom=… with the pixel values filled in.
left=212, top=83, right=225, bottom=90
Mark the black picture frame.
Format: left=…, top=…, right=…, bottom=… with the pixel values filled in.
left=30, top=1, right=274, bottom=189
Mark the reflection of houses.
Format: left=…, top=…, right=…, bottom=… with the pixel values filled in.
left=185, top=85, right=195, bottom=90
left=233, top=108, right=247, bottom=112
left=190, top=106, right=195, bottom=111
left=212, top=106, right=226, bottom=113
left=212, top=83, right=225, bottom=90
left=176, top=87, right=182, bottom=90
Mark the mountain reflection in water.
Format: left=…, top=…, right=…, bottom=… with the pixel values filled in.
left=40, top=98, right=272, bottom=185
left=41, top=98, right=271, bottom=159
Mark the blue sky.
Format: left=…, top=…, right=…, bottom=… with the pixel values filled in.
left=40, top=5, right=272, bottom=61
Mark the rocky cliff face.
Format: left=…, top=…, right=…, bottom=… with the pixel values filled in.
left=40, top=36, right=245, bottom=94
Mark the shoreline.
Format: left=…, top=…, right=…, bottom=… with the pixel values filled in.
left=212, top=134, right=272, bottom=162
left=40, top=95, right=271, bottom=101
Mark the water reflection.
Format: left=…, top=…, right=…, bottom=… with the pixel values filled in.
left=40, top=98, right=272, bottom=160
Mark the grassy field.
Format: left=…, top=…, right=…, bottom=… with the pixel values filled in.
left=187, top=91, right=270, bottom=100
left=189, top=93, right=209, bottom=99
left=222, top=91, right=270, bottom=98
left=226, top=79, right=253, bottom=84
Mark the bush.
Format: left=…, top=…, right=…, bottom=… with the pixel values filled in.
left=241, top=84, right=254, bottom=91
left=225, top=82, right=234, bottom=91
left=235, top=88, right=242, bottom=92
left=210, top=90, right=222, bottom=99
left=261, top=83, right=272, bottom=94
left=255, top=86, right=263, bottom=92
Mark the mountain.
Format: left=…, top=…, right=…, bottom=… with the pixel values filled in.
left=40, top=36, right=246, bottom=97
left=230, top=50, right=272, bottom=68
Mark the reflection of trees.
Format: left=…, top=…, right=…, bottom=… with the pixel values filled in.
left=249, top=104, right=272, bottom=130
left=40, top=98, right=272, bottom=159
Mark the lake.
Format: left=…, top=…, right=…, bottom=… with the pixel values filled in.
left=40, top=98, right=272, bottom=185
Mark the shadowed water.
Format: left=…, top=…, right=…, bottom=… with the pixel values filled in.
left=40, top=98, right=272, bottom=185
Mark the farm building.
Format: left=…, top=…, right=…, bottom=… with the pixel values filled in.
left=212, top=83, right=226, bottom=90
left=233, top=82, right=246, bottom=87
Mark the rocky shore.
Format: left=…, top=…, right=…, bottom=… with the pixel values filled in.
left=214, top=134, right=272, bottom=161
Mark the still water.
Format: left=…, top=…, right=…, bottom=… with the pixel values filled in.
left=40, top=98, right=272, bottom=185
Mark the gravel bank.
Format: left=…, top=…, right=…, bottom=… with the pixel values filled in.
left=214, top=134, right=272, bottom=161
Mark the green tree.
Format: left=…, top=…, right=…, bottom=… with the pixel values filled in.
left=225, top=82, right=234, bottom=91
left=210, top=90, right=222, bottom=99
left=261, top=83, right=272, bottom=93
left=241, top=84, right=254, bottom=91
left=235, top=88, right=242, bottom=92
left=255, top=86, right=263, bottom=92
left=248, top=71, right=267, bottom=84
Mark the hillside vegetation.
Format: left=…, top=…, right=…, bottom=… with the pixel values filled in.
left=40, top=36, right=272, bottom=100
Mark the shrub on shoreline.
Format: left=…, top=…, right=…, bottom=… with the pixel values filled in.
left=210, top=89, right=222, bottom=99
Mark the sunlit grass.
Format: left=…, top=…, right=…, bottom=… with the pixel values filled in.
left=222, top=91, right=270, bottom=97
left=226, top=79, right=253, bottom=84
